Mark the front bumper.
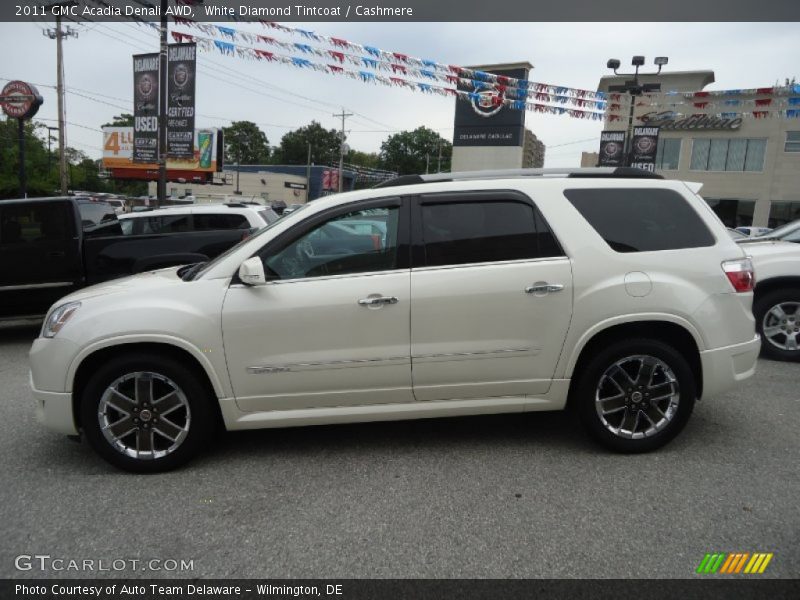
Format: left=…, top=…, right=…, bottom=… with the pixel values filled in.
left=700, top=334, right=760, bottom=399
left=30, top=371, right=78, bottom=435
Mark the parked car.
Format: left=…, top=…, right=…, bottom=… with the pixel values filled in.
left=30, top=168, right=760, bottom=472
left=281, top=203, right=305, bottom=217
left=0, top=197, right=272, bottom=320
left=735, top=235, right=800, bottom=361
left=117, top=203, right=278, bottom=236
left=735, top=226, right=773, bottom=237
left=759, top=218, right=800, bottom=244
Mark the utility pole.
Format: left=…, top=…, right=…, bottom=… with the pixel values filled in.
left=333, top=109, right=352, bottom=193
left=157, top=0, right=168, bottom=207
left=44, top=2, right=78, bottom=195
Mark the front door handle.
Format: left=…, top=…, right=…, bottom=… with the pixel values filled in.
left=358, top=296, right=399, bottom=307
left=525, top=283, right=564, bottom=294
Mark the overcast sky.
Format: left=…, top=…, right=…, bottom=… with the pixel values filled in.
left=1, top=21, right=798, bottom=167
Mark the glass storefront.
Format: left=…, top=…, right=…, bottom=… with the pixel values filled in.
left=704, top=198, right=756, bottom=228
left=768, top=201, right=800, bottom=227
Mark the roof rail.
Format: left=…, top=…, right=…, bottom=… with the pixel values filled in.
left=373, top=167, right=663, bottom=188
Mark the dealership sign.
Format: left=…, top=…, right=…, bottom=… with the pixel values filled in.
left=132, top=53, right=159, bottom=163
left=598, top=131, right=626, bottom=167
left=167, top=43, right=197, bottom=158
left=0, top=80, right=43, bottom=120
left=640, top=111, right=743, bottom=131
left=629, top=126, right=660, bottom=172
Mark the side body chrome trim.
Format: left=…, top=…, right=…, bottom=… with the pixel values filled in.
left=246, top=348, right=532, bottom=374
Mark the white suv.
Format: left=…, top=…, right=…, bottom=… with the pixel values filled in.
left=117, top=203, right=279, bottom=235
left=29, top=168, right=761, bottom=472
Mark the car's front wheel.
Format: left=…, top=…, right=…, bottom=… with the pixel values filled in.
left=575, top=339, right=696, bottom=452
left=754, top=287, right=800, bottom=361
left=80, top=353, right=216, bottom=472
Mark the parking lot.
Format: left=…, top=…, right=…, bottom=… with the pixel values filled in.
left=0, top=321, right=797, bottom=579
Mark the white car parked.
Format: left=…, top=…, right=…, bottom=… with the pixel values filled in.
left=29, top=168, right=760, bottom=471
left=117, top=203, right=279, bottom=236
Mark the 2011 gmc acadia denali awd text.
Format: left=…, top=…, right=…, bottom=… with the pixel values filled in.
left=29, top=168, right=761, bottom=472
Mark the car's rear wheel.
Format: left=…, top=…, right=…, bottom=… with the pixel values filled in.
left=575, top=339, right=696, bottom=452
left=754, top=287, right=800, bottom=361
left=80, top=354, right=216, bottom=472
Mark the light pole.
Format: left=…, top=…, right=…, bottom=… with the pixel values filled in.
left=606, top=56, right=668, bottom=166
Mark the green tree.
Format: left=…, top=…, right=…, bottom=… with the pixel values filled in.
left=0, top=117, right=60, bottom=198
left=347, top=150, right=380, bottom=169
left=102, top=113, right=135, bottom=127
left=378, top=126, right=452, bottom=175
left=277, top=121, right=342, bottom=165
left=222, top=121, right=270, bottom=165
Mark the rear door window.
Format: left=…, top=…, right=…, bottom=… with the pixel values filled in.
left=564, top=188, right=715, bottom=252
left=420, top=199, right=562, bottom=267
left=193, top=213, right=249, bottom=230
left=141, top=214, right=192, bottom=234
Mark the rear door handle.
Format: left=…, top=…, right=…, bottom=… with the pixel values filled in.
left=525, top=283, right=564, bottom=294
left=358, top=296, right=399, bottom=306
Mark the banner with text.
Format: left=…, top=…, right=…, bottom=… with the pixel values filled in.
left=598, top=130, right=626, bottom=167
left=630, top=126, right=660, bottom=172
left=132, top=53, right=159, bottom=163
left=167, top=43, right=197, bottom=158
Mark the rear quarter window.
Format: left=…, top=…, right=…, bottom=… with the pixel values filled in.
left=193, top=213, right=249, bottom=230
left=564, top=188, right=715, bottom=252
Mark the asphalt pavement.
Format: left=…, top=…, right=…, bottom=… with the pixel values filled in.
left=0, top=321, right=797, bottom=579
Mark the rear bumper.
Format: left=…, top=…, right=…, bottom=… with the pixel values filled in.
left=700, top=335, right=760, bottom=399
left=30, top=371, right=78, bottom=435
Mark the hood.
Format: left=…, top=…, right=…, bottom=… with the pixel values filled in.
left=57, top=267, right=184, bottom=305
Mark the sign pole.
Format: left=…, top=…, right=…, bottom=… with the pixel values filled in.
left=157, top=0, right=168, bottom=207
left=18, top=119, right=26, bottom=197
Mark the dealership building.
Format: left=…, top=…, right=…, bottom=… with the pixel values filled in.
left=585, top=71, right=800, bottom=227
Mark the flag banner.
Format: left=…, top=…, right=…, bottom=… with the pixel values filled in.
left=132, top=53, right=159, bottom=163
left=167, top=43, right=197, bottom=158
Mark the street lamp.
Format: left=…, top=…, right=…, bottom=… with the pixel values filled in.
left=606, top=56, right=669, bottom=166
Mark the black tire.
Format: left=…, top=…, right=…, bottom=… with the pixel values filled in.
left=575, top=339, right=696, bottom=453
left=754, top=287, right=800, bottom=362
left=80, top=353, right=216, bottom=472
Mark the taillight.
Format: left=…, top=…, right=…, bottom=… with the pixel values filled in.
left=722, top=258, right=755, bottom=292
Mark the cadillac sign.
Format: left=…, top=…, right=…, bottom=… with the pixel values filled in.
left=640, top=111, right=743, bottom=131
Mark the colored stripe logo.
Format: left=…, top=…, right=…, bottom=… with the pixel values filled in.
left=696, top=552, right=773, bottom=574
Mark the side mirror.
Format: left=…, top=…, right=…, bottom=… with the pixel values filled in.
left=238, top=257, right=267, bottom=286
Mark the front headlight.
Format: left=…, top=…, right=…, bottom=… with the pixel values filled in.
left=42, top=301, right=81, bottom=338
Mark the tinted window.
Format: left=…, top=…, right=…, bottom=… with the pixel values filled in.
left=421, top=200, right=561, bottom=267
left=258, top=209, right=279, bottom=225
left=564, top=188, right=715, bottom=252
left=193, top=213, right=249, bottom=230
left=1, top=202, right=74, bottom=244
left=264, top=206, right=400, bottom=280
left=78, top=201, right=117, bottom=228
left=140, top=215, right=191, bottom=234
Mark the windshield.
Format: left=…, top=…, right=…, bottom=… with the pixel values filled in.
left=187, top=203, right=313, bottom=281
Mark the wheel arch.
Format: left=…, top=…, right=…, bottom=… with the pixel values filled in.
left=70, top=338, right=226, bottom=431
left=565, top=319, right=704, bottom=402
left=754, top=276, right=800, bottom=298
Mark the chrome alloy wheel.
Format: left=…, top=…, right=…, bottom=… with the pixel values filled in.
left=762, top=301, right=800, bottom=352
left=98, top=372, right=191, bottom=460
left=595, top=355, right=680, bottom=440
